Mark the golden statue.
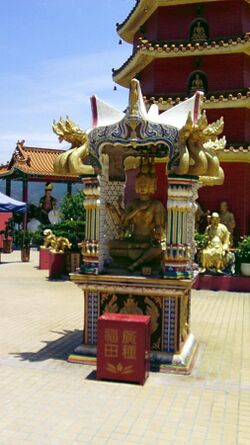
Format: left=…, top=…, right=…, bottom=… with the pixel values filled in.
left=109, top=159, right=166, bottom=272
left=173, top=111, right=225, bottom=185
left=39, top=183, right=57, bottom=224
left=52, top=236, right=72, bottom=253
left=42, top=229, right=57, bottom=250
left=200, top=212, right=230, bottom=273
left=219, top=201, right=236, bottom=235
left=52, top=117, right=95, bottom=176
left=191, top=21, right=207, bottom=41
left=42, top=229, right=71, bottom=253
left=190, top=74, right=205, bottom=93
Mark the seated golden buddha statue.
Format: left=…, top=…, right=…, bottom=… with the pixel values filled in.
left=200, top=212, right=231, bottom=273
left=191, top=21, right=207, bottom=41
left=108, top=161, right=166, bottom=273
left=190, top=73, right=205, bottom=93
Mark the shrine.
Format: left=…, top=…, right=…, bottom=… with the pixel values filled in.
left=113, top=0, right=250, bottom=236
left=53, top=77, right=227, bottom=372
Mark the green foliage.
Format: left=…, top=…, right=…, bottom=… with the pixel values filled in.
left=30, top=230, right=44, bottom=247
left=194, top=231, right=208, bottom=250
left=14, top=230, right=33, bottom=248
left=236, top=236, right=250, bottom=263
left=31, top=191, right=86, bottom=251
left=60, top=191, right=85, bottom=222
left=32, top=220, right=85, bottom=252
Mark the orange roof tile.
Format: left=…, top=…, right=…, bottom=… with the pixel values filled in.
left=0, top=143, right=81, bottom=182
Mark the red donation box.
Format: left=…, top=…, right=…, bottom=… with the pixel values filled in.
left=97, top=313, right=151, bottom=385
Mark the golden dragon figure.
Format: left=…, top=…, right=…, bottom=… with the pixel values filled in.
left=52, top=117, right=95, bottom=176
left=174, top=111, right=225, bottom=185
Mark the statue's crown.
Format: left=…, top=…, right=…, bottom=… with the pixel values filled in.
left=139, top=157, right=156, bottom=176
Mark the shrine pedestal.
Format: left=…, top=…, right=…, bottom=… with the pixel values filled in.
left=39, top=247, right=50, bottom=270
left=69, top=273, right=198, bottom=374
left=49, top=252, right=66, bottom=279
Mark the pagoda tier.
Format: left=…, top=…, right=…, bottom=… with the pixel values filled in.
left=118, top=0, right=250, bottom=44
left=113, top=38, right=250, bottom=88
left=143, top=89, right=250, bottom=111
left=115, top=0, right=250, bottom=236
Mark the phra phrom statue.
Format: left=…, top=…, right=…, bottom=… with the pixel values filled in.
left=108, top=158, right=166, bottom=273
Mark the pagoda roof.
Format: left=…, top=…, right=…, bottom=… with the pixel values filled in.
left=144, top=88, right=250, bottom=111
left=117, top=0, right=250, bottom=43
left=113, top=34, right=250, bottom=87
left=0, top=142, right=81, bottom=182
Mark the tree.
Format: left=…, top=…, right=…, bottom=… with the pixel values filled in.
left=60, top=190, right=85, bottom=221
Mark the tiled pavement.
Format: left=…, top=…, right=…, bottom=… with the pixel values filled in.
left=0, top=250, right=249, bottom=445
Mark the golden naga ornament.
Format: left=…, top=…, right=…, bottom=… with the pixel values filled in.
left=174, top=111, right=225, bottom=185
left=52, top=117, right=95, bottom=176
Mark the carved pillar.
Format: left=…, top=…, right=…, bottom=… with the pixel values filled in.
left=81, top=177, right=100, bottom=274
left=164, top=176, right=199, bottom=279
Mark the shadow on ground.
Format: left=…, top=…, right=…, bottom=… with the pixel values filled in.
left=11, top=329, right=82, bottom=362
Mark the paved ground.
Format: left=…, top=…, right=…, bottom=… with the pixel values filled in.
left=0, top=250, right=249, bottom=445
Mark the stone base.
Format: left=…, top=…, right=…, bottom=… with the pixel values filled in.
left=193, top=274, right=250, bottom=292
left=49, top=252, right=66, bottom=279
left=68, top=334, right=198, bottom=375
left=39, top=247, right=50, bottom=270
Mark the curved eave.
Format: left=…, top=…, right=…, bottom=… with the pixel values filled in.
left=118, top=0, right=250, bottom=43
left=0, top=166, right=80, bottom=182
left=145, top=93, right=250, bottom=111
left=218, top=147, right=250, bottom=163
left=113, top=39, right=250, bottom=87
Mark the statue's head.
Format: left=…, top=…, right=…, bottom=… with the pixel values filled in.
left=211, top=212, right=220, bottom=226
left=45, top=182, right=53, bottom=194
left=135, top=158, right=157, bottom=197
left=135, top=173, right=157, bottom=197
left=52, top=117, right=87, bottom=147
left=220, top=201, right=228, bottom=213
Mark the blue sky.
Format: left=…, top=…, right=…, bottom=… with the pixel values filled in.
left=0, top=0, right=135, bottom=163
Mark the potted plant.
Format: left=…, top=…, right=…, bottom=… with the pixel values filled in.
left=0, top=218, right=14, bottom=253
left=194, top=231, right=208, bottom=265
left=14, top=230, right=33, bottom=262
left=236, top=236, right=250, bottom=276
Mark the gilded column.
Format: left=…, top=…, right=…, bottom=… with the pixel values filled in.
left=80, top=177, right=100, bottom=274
left=164, top=176, right=199, bottom=279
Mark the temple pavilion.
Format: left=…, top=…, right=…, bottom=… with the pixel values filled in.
left=113, top=0, right=250, bottom=235
left=0, top=140, right=81, bottom=203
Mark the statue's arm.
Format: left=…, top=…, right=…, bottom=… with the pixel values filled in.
left=124, top=201, right=141, bottom=223
left=154, top=204, right=166, bottom=239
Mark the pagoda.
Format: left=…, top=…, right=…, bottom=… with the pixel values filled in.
left=113, top=0, right=250, bottom=236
